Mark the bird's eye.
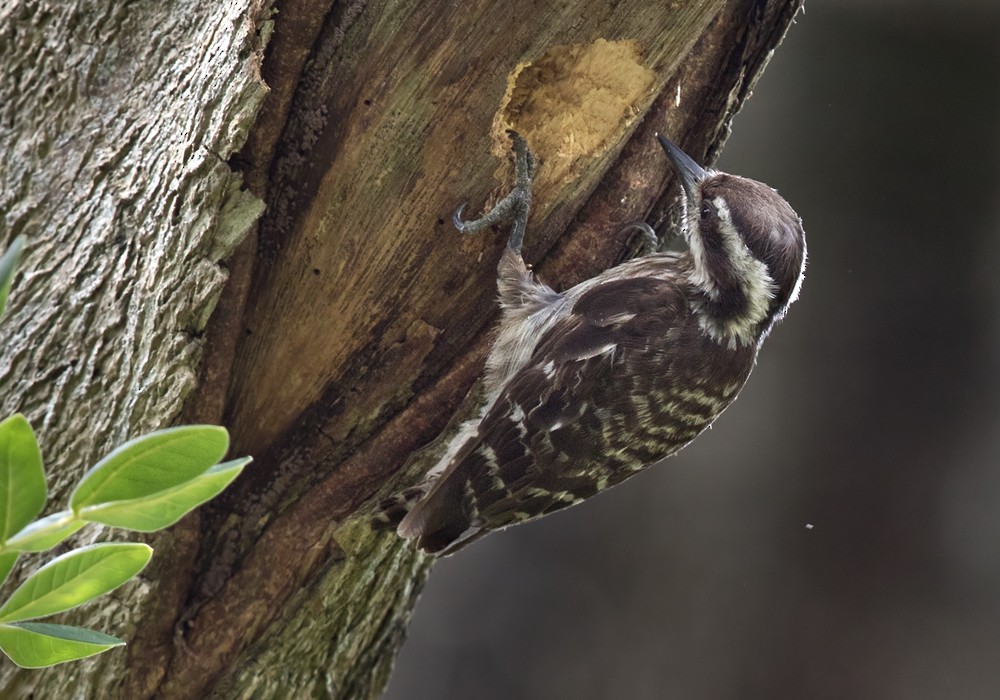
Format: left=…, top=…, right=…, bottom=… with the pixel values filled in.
left=700, top=203, right=713, bottom=219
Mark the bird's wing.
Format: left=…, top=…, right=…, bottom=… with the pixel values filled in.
left=400, top=275, right=689, bottom=553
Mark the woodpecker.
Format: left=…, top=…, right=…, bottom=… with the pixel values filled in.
left=373, top=131, right=806, bottom=555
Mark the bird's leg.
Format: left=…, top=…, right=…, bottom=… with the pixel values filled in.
left=453, top=130, right=535, bottom=254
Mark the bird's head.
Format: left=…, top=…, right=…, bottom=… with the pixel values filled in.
left=657, top=135, right=807, bottom=342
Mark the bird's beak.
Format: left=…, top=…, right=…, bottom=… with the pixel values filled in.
left=656, top=134, right=708, bottom=200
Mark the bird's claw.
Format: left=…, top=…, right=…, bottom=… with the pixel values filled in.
left=452, top=131, right=535, bottom=253
left=621, top=222, right=660, bottom=255
left=453, top=203, right=471, bottom=233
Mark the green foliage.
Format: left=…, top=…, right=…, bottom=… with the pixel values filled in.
left=79, top=458, right=249, bottom=532
left=71, top=425, right=229, bottom=508
left=0, top=420, right=248, bottom=668
left=0, top=418, right=249, bottom=668
left=0, top=234, right=250, bottom=668
left=0, top=553, right=17, bottom=589
left=0, top=623, right=124, bottom=668
left=0, top=415, right=46, bottom=541
left=0, top=543, right=152, bottom=623
left=5, top=512, right=84, bottom=553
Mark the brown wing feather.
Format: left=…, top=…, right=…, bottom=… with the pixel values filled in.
left=404, top=276, right=691, bottom=554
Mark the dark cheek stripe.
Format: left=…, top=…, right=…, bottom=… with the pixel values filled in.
left=724, top=192, right=804, bottom=314
left=701, top=221, right=751, bottom=319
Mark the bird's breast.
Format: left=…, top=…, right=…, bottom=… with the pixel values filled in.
left=589, top=319, right=758, bottom=474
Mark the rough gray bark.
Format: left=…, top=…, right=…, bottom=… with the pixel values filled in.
left=0, top=0, right=267, bottom=695
left=0, top=0, right=802, bottom=697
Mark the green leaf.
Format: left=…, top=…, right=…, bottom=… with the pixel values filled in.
left=70, top=425, right=229, bottom=509
left=0, top=622, right=123, bottom=668
left=0, top=235, right=25, bottom=321
left=0, top=542, right=152, bottom=623
left=80, top=457, right=250, bottom=532
left=0, top=414, right=47, bottom=542
left=4, top=511, right=84, bottom=553
left=0, top=551, right=18, bottom=588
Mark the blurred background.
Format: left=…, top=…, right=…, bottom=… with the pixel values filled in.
left=385, top=1, right=1000, bottom=697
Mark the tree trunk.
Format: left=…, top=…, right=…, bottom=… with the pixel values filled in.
left=0, top=0, right=802, bottom=697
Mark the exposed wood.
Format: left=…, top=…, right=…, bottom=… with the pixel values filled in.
left=0, top=0, right=802, bottom=697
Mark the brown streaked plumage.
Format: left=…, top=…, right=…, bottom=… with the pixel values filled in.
left=373, top=132, right=807, bottom=555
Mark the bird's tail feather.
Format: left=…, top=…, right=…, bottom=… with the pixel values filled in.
left=397, top=474, right=476, bottom=555
left=373, top=425, right=483, bottom=554
left=371, top=486, right=428, bottom=531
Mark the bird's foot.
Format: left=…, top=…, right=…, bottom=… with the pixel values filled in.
left=453, top=130, right=535, bottom=254
left=621, top=222, right=660, bottom=255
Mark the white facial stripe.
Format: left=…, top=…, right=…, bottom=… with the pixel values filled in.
left=684, top=198, right=715, bottom=297
left=691, top=198, right=778, bottom=348
left=716, top=199, right=777, bottom=317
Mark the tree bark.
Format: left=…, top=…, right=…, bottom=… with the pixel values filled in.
left=0, top=0, right=802, bottom=697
